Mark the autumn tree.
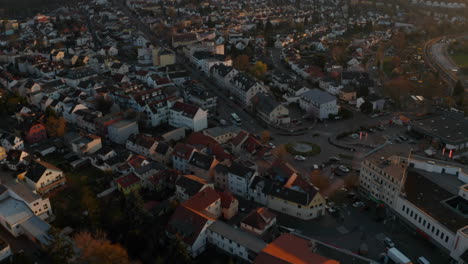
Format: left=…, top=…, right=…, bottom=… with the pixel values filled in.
left=233, top=55, right=250, bottom=71
left=250, top=61, right=268, bottom=78
left=46, top=116, right=66, bottom=137
left=81, top=187, right=101, bottom=228
left=74, top=231, right=132, bottom=264
left=331, top=45, right=346, bottom=64
left=391, top=31, right=406, bottom=50
left=260, top=130, right=271, bottom=144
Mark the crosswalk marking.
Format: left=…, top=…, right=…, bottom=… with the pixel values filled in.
left=375, top=233, right=386, bottom=241
left=336, top=226, right=349, bottom=234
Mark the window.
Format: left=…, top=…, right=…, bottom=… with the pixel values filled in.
left=432, top=226, right=435, bottom=233
left=436, top=229, right=439, bottom=236
left=445, top=236, right=449, bottom=243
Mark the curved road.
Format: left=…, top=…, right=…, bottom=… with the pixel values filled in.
left=424, top=34, right=468, bottom=93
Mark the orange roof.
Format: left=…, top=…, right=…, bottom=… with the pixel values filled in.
left=255, top=234, right=339, bottom=264
left=182, top=187, right=220, bottom=212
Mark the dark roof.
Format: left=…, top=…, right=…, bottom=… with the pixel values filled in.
left=182, top=187, right=220, bottom=212
left=155, top=142, right=170, bottom=155
left=242, top=207, right=276, bottom=231
left=189, top=152, right=214, bottom=170
left=166, top=205, right=210, bottom=246
left=176, top=175, right=208, bottom=197
left=24, top=160, right=61, bottom=183
left=404, top=169, right=467, bottom=233
left=170, top=102, right=200, bottom=119
left=229, top=162, right=255, bottom=179
left=116, top=173, right=141, bottom=189
left=252, top=93, right=282, bottom=115
left=250, top=176, right=317, bottom=206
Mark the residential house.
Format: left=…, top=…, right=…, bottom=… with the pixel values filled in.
left=299, top=89, right=339, bottom=120
left=24, top=123, right=47, bottom=144
left=241, top=207, right=277, bottom=236
left=217, top=191, right=238, bottom=220
left=175, top=174, right=213, bottom=202
left=5, top=150, right=30, bottom=171
left=249, top=175, right=326, bottom=220
left=108, top=120, right=139, bottom=144
left=18, top=160, right=65, bottom=194
left=229, top=73, right=268, bottom=106
left=116, top=173, right=142, bottom=195
left=210, top=64, right=239, bottom=90
left=227, top=162, right=257, bottom=198
left=0, top=186, right=51, bottom=246
left=339, top=87, right=357, bottom=102
left=172, top=143, right=196, bottom=174
left=65, top=132, right=102, bottom=156
left=166, top=205, right=214, bottom=257
left=187, top=152, right=219, bottom=181
left=126, top=134, right=158, bottom=158
left=169, top=102, right=208, bottom=132
left=251, top=93, right=290, bottom=125
left=153, top=142, right=173, bottom=165
left=208, top=221, right=267, bottom=263
left=0, top=134, right=24, bottom=151
left=203, top=126, right=242, bottom=144
left=182, top=187, right=222, bottom=219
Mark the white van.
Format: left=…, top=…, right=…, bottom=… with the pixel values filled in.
left=417, top=256, right=430, bottom=264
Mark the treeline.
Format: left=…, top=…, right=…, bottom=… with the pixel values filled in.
left=1, top=0, right=78, bottom=19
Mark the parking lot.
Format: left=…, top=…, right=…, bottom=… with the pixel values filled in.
left=275, top=190, right=450, bottom=263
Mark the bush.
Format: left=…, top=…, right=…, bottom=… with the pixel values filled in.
left=285, top=142, right=321, bottom=156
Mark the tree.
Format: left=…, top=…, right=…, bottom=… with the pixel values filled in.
left=81, top=187, right=101, bottom=228
left=360, top=101, right=373, bottom=114
left=453, top=80, right=465, bottom=106
left=74, top=231, right=131, bottom=264
left=46, top=116, right=66, bottom=137
left=250, top=61, right=267, bottom=78
left=233, top=55, right=250, bottom=71
left=391, top=32, right=406, bottom=50
left=260, top=130, right=271, bottom=144
left=46, top=228, right=75, bottom=264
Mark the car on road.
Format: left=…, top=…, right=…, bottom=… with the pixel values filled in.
left=294, top=155, right=306, bottom=161
left=398, top=135, right=408, bottom=141
left=384, top=237, right=395, bottom=248
left=352, top=201, right=365, bottom=207
left=350, top=133, right=359, bottom=139
left=394, top=138, right=402, bottom=144
left=369, top=128, right=377, bottom=133
left=268, top=142, right=276, bottom=149
left=329, top=157, right=341, bottom=162
left=377, top=126, right=385, bottom=131
left=312, top=164, right=319, bottom=170
left=338, top=165, right=350, bottom=173
left=328, top=207, right=338, bottom=213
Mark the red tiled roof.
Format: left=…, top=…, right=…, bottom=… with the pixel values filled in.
left=187, top=132, right=231, bottom=161
left=182, top=187, right=220, bottom=212
left=166, top=205, right=211, bottom=246
left=242, top=207, right=276, bottom=231
left=255, top=234, right=340, bottom=264
left=172, top=143, right=195, bottom=160
left=170, top=101, right=200, bottom=118
left=231, top=130, right=248, bottom=146
left=116, top=173, right=141, bottom=189
left=128, top=155, right=148, bottom=168
left=217, top=190, right=236, bottom=209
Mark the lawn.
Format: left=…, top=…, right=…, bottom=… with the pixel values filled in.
left=451, top=51, right=468, bottom=68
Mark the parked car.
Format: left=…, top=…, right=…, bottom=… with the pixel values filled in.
left=328, top=207, right=338, bottom=213
left=329, top=157, right=341, bottom=162
left=312, top=164, right=319, bottom=170
left=269, top=142, right=276, bottom=149
left=352, top=201, right=365, bottom=207
left=338, top=165, right=350, bottom=173
left=384, top=237, right=395, bottom=248
left=294, top=155, right=306, bottom=161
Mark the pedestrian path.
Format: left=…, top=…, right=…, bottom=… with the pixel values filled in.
left=336, top=226, right=349, bottom=234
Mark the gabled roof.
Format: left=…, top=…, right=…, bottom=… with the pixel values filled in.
left=166, top=205, right=211, bottom=246
left=188, top=152, right=215, bottom=171
left=24, top=160, right=62, bottom=183
left=255, top=233, right=339, bottom=264
left=170, top=101, right=200, bottom=119
left=172, top=143, right=195, bottom=161
left=242, top=207, right=276, bottom=231
left=116, top=173, right=141, bottom=189
left=301, top=89, right=336, bottom=105
left=217, top=190, right=236, bottom=209
left=182, top=187, right=220, bottom=212
left=176, top=174, right=209, bottom=197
